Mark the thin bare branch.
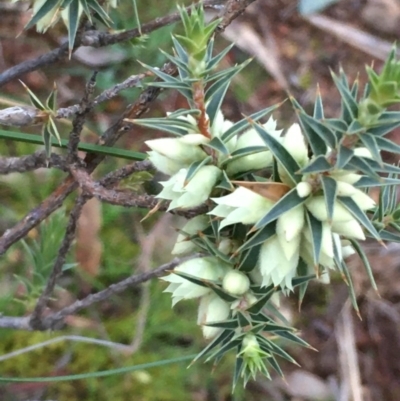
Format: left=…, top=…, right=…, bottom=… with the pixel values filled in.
left=42, top=254, right=198, bottom=330
left=99, top=160, right=153, bottom=187
left=71, top=167, right=208, bottom=218
left=56, top=73, right=147, bottom=120
left=29, top=196, right=87, bottom=330
left=0, top=0, right=254, bottom=256
left=0, top=151, right=67, bottom=174
left=0, top=0, right=223, bottom=87
left=67, top=72, right=98, bottom=162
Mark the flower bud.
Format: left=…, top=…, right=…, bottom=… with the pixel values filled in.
left=331, top=172, right=362, bottom=184
left=172, top=215, right=209, bottom=255
left=210, top=187, right=274, bottom=228
left=222, top=270, right=250, bottom=295
left=259, top=236, right=299, bottom=289
left=306, top=197, right=353, bottom=222
left=147, top=151, right=183, bottom=175
left=282, top=123, right=308, bottom=167
left=175, top=165, right=221, bottom=208
left=218, top=238, right=237, bottom=255
left=336, top=181, right=357, bottom=197
left=296, top=182, right=312, bottom=198
left=351, top=189, right=376, bottom=210
left=162, top=257, right=229, bottom=305
left=198, top=293, right=230, bottom=339
left=146, top=138, right=207, bottom=165
left=332, top=219, right=365, bottom=240
left=353, top=147, right=373, bottom=159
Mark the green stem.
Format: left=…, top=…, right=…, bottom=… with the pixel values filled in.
left=0, top=129, right=147, bottom=161
left=0, top=353, right=196, bottom=382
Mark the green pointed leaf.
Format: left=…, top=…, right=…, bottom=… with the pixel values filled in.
left=253, top=188, right=305, bottom=230
left=290, top=274, right=315, bottom=288
left=358, top=157, right=400, bottom=174
left=275, top=330, right=311, bottom=348
left=257, top=336, right=298, bottom=364
left=132, top=117, right=196, bottom=136
left=206, top=43, right=235, bottom=72
left=185, top=156, right=212, bottom=183
left=354, top=176, right=400, bottom=188
left=253, top=124, right=301, bottom=185
left=205, top=62, right=247, bottom=100
left=140, top=62, right=192, bottom=86
left=297, top=259, right=309, bottom=306
left=246, top=288, right=275, bottom=314
left=375, top=136, right=400, bottom=154
left=233, top=357, right=245, bottom=390
left=200, top=235, right=233, bottom=264
left=262, top=322, right=295, bottom=332
left=87, top=0, right=112, bottom=25
left=336, top=144, right=354, bottom=169
left=266, top=355, right=284, bottom=377
left=48, top=117, right=61, bottom=145
left=67, top=0, right=80, bottom=52
left=220, top=104, right=281, bottom=142
left=205, top=319, right=239, bottom=329
left=347, top=120, right=365, bottom=134
left=237, top=311, right=252, bottom=328
left=206, top=137, right=229, bottom=155
left=46, top=85, right=57, bottom=111
left=348, top=157, right=381, bottom=180
left=206, top=80, right=230, bottom=126
left=368, top=120, right=400, bottom=137
left=221, top=146, right=267, bottom=167
left=338, top=196, right=381, bottom=240
left=21, top=81, right=45, bottom=110
left=321, top=175, right=337, bottom=221
left=79, top=0, right=91, bottom=21
left=332, top=70, right=358, bottom=122
left=42, top=124, right=52, bottom=158
left=215, top=170, right=234, bottom=190
left=348, top=239, right=378, bottom=291
left=313, top=89, right=324, bottom=119
left=206, top=281, right=239, bottom=302
left=340, top=261, right=360, bottom=313
left=292, top=105, right=327, bottom=155
left=192, top=330, right=234, bottom=363
left=306, top=211, right=323, bottom=265
left=25, top=0, right=62, bottom=30
left=359, top=133, right=382, bottom=164
left=325, top=118, right=348, bottom=133
left=378, top=229, right=400, bottom=242
left=299, top=111, right=337, bottom=148
left=300, top=155, right=332, bottom=174
left=206, top=338, right=242, bottom=362
left=159, top=49, right=190, bottom=75
left=171, top=270, right=210, bottom=288
left=238, top=244, right=260, bottom=272
left=0, top=129, right=147, bottom=161
left=379, top=177, right=392, bottom=217
left=237, top=223, right=277, bottom=252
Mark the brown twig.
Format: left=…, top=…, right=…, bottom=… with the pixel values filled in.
left=0, top=0, right=223, bottom=87
left=0, top=151, right=67, bottom=174
left=67, top=72, right=98, bottom=162
left=0, top=255, right=199, bottom=331
left=29, top=196, right=87, bottom=330
left=71, top=166, right=209, bottom=218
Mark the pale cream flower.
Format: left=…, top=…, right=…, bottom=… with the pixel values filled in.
left=162, top=257, right=229, bottom=305
left=197, top=293, right=231, bottom=339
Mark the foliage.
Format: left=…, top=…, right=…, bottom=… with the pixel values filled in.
left=2, top=0, right=400, bottom=397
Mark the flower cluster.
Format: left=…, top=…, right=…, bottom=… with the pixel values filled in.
left=132, top=5, right=400, bottom=389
